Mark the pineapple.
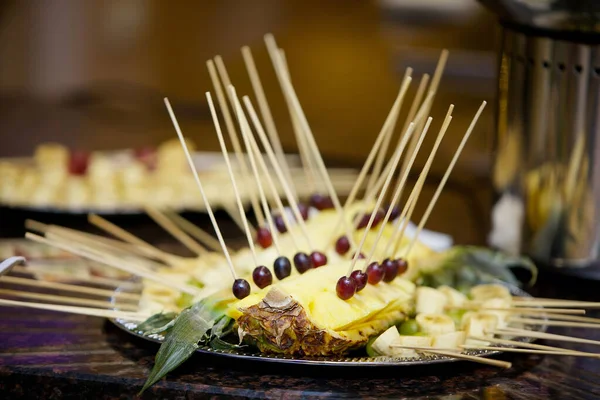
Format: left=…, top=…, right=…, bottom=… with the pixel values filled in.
left=227, top=261, right=415, bottom=356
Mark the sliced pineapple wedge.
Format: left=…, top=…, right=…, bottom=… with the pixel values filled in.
left=227, top=261, right=415, bottom=356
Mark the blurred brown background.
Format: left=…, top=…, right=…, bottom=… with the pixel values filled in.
left=0, top=0, right=501, bottom=243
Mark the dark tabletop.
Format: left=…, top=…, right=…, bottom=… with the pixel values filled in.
left=1, top=196, right=600, bottom=399
left=0, top=264, right=599, bottom=400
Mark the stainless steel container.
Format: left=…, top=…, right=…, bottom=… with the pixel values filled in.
left=482, top=1, right=600, bottom=271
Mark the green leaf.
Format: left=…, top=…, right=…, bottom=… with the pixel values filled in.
left=140, top=298, right=224, bottom=393
left=419, top=246, right=537, bottom=289
left=137, top=312, right=178, bottom=335
left=209, top=336, right=247, bottom=351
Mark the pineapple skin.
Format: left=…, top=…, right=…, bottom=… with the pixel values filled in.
left=237, top=289, right=363, bottom=356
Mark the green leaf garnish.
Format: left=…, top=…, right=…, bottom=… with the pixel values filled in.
left=137, top=312, right=178, bottom=335
left=419, top=246, right=537, bottom=289
left=140, top=298, right=225, bottom=393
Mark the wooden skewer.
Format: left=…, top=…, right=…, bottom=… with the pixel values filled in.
left=509, top=317, right=600, bottom=329
left=205, top=63, right=258, bottom=235
left=242, top=94, right=315, bottom=250
left=43, top=228, right=165, bottom=273
left=430, top=49, right=450, bottom=93
left=265, top=34, right=353, bottom=244
left=0, top=288, right=139, bottom=312
left=468, top=335, right=600, bottom=358
left=384, top=105, right=453, bottom=256
left=366, top=67, right=413, bottom=192
left=164, top=97, right=239, bottom=281
left=26, top=232, right=202, bottom=296
left=445, top=306, right=586, bottom=315
left=0, top=298, right=149, bottom=321
left=11, top=265, right=141, bottom=290
left=144, top=206, right=208, bottom=256
left=41, top=227, right=166, bottom=271
left=362, top=90, right=436, bottom=212
left=365, top=107, right=451, bottom=265
left=26, top=219, right=159, bottom=261
left=392, top=89, right=437, bottom=205
left=513, top=296, right=595, bottom=303
left=165, top=212, right=230, bottom=253
left=379, top=112, right=437, bottom=256
left=389, top=172, right=426, bottom=256
left=366, top=67, right=413, bottom=194
left=389, top=345, right=512, bottom=368
left=42, top=232, right=163, bottom=277
left=242, top=45, right=296, bottom=200
left=406, top=49, right=448, bottom=149
left=348, top=121, right=419, bottom=276
left=278, top=48, right=318, bottom=194
left=462, top=344, right=599, bottom=357
left=326, top=75, right=413, bottom=247
left=398, top=73, right=430, bottom=145
left=241, top=97, right=301, bottom=252
left=88, top=214, right=177, bottom=265
left=0, top=275, right=140, bottom=301
left=405, top=101, right=487, bottom=257
left=222, top=201, right=257, bottom=237
left=492, top=327, right=600, bottom=347
left=522, top=313, right=600, bottom=323
left=212, top=57, right=265, bottom=229
left=511, top=300, right=600, bottom=308
left=25, top=219, right=132, bottom=255
left=234, top=90, right=282, bottom=255
left=208, top=91, right=260, bottom=267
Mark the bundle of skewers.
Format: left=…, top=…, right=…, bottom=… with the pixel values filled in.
left=0, top=33, right=598, bottom=392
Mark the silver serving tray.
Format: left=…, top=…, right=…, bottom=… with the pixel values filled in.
left=110, top=284, right=547, bottom=367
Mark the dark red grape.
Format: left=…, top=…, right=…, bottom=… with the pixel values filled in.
left=372, top=209, right=385, bottom=227
left=356, top=210, right=385, bottom=230
left=356, top=213, right=370, bottom=230
left=395, top=258, right=408, bottom=275
left=310, top=193, right=334, bottom=210
left=134, top=146, right=155, bottom=157
left=68, top=150, right=90, bottom=176
left=387, top=205, right=401, bottom=221
left=293, top=252, right=313, bottom=273
left=134, top=146, right=157, bottom=171
left=297, top=203, right=310, bottom=220
left=352, top=251, right=366, bottom=260
left=382, top=258, right=399, bottom=282
left=366, top=262, right=384, bottom=284
left=256, top=227, right=273, bottom=249
left=310, top=251, right=327, bottom=267
left=274, top=215, right=287, bottom=233
left=232, top=278, right=251, bottom=299
left=252, top=266, right=273, bottom=289
left=273, top=256, right=292, bottom=280
left=335, top=236, right=351, bottom=255
left=336, top=276, right=357, bottom=300
left=350, top=270, right=368, bottom=292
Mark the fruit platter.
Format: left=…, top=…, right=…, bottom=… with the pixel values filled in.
left=0, top=141, right=357, bottom=214
left=1, top=33, right=599, bottom=395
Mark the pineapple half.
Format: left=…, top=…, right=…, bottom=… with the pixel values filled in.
left=226, top=261, right=415, bottom=356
